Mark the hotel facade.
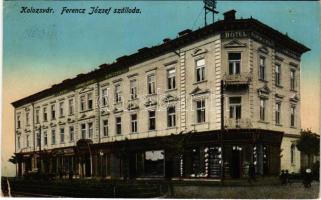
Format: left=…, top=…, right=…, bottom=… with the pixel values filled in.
left=12, top=10, right=309, bottom=179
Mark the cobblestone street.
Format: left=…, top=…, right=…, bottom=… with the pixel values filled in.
left=173, top=182, right=319, bottom=199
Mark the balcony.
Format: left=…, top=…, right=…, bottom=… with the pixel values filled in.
left=224, top=118, right=253, bottom=129
left=223, top=73, right=252, bottom=89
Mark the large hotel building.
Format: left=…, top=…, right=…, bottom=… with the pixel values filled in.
left=12, top=10, right=309, bottom=179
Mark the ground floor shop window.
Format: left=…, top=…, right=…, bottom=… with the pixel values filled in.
left=186, top=146, right=222, bottom=178
left=136, top=150, right=164, bottom=177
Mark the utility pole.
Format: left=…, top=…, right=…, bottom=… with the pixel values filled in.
left=203, top=0, right=219, bottom=26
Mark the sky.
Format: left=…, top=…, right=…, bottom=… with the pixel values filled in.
left=2, top=1, right=320, bottom=177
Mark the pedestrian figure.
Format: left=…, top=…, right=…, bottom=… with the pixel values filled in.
left=69, top=170, right=73, bottom=180
left=59, top=168, right=63, bottom=179
left=248, top=163, right=256, bottom=183
left=303, top=168, right=312, bottom=188
left=280, top=170, right=287, bottom=185
left=285, top=170, right=290, bottom=185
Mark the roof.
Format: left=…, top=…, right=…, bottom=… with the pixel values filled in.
left=12, top=10, right=310, bottom=108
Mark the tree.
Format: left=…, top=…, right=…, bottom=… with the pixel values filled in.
left=296, top=129, right=320, bottom=168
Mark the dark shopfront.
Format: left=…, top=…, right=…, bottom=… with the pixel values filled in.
left=91, top=129, right=283, bottom=180
left=17, top=129, right=283, bottom=179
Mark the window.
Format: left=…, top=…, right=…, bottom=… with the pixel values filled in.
left=116, top=117, right=122, bottom=135
left=147, top=74, right=156, bottom=94
left=88, top=122, right=93, bottom=138
left=229, top=97, right=242, bottom=120
left=259, top=57, right=266, bottom=80
left=69, top=126, right=74, bottom=142
left=291, top=144, right=295, bottom=165
left=131, top=114, right=138, bottom=133
left=51, top=129, right=56, bottom=145
left=17, top=115, right=21, bottom=129
left=275, top=102, right=281, bottom=125
left=102, top=88, right=108, bottom=106
left=196, top=59, right=205, bottom=82
left=68, top=99, right=74, bottom=115
left=167, top=107, right=176, bottom=127
left=290, top=70, right=296, bottom=90
left=17, top=136, right=20, bottom=149
left=59, top=101, right=64, bottom=117
left=260, top=98, right=266, bottom=121
left=26, top=112, right=30, bottom=125
left=167, top=69, right=176, bottom=90
left=60, top=127, right=65, bottom=143
left=43, top=131, right=48, bottom=146
left=43, top=107, right=48, bottom=122
left=81, top=124, right=86, bottom=139
left=115, top=84, right=122, bottom=103
left=290, top=105, right=296, bottom=127
left=80, top=95, right=86, bottom=111
left=35, top=109, right=40, bottom=124
left=148, top=111, right=156, bottom=130
left=275, top=64, right=281, bottom=86
left=228, top=53, right=241, bottom=75
left=36, top=132, right=41, bottom=147
left=51, top=104, right=56, bottom=120
left=130, top=80, right=138, bottom=100
left=26, top=135, right=30, bottom=147
left=87, top=93, right=93, bottom=110
left=103, top=120, right=108, bottom=136
left=196, top=99, right=206, bottom=123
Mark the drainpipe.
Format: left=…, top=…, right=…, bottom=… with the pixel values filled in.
left=14, top=108, right=17, bottom=176
left=97, top=80, right=101, bottom=144
left=220, top=80, right=225, bottom=181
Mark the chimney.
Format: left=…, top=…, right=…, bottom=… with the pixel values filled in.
left=223, top=10, right=236, bottom=21
left=163, top=38, right=171, bottom=43
left=178, top=29, right=192, bottom=37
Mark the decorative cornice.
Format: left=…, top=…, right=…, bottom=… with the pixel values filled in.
left=191, top=48, right=208, bottom=56
left=290, top=94, right=299, bottom=102
left=223, top=39, right=246, bottom=48
left=163, top=94, right=179, bottom=102
left=257, top=84, right=270, bottom=97
left=190, top=86, right=210, bottom=96
left=258, top=46, right=269, bottom=54
left=275, top=93, right=284, bottom=99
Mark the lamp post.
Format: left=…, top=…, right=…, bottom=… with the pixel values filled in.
left=37, top=126, right=42, bottom=173
left=99, top=151, right=104, bottom=177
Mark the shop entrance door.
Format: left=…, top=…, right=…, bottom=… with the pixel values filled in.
left=231, top=148, right=242, bottom=178
left=85, top=156, right=91, bottom=177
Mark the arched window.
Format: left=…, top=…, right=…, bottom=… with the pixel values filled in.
left=291, top=144, right=295, bottom=165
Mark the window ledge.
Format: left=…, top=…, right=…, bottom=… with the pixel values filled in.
left=258, top=120, right=269, bottom=124
left=258, top=79, right=268, bottom=83
left=68, top=114, right=74, bottom=117
left=79, top=109, right=94, bottom=113
left=59, top=116, right=65, bottom=119
left=165, top=88, right=177, bottom=93
left=128, top=98, right=139, bottom=101
left=146, top=93, right=157, bottom=97
left=275, top=124, right=283, bottom=127
left=166, top=126, right=178, bottom=130
left=290, top=89, right=297, bottom=93
left=290, top=126, right=297, bottom=129
left=275, top=85, right=283, bottom=88
left=192, top=122, right=208, bottom=126
left=193, top=80, right=207, bottom=85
